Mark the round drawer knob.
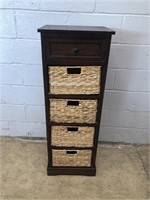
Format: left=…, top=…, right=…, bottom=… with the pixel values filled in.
left=73, top=47, right=79, bottom=54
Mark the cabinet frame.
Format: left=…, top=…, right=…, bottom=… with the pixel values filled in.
left=38, top=26, right=115, bottom=176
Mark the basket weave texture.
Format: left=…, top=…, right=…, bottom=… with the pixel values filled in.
left=49, top=66, right=101, bottom=94
left=50, top=99, right=97, bottom=123
left=52, top=150, right=92, bottom=167
left=51, top=126, right=94, bottom=147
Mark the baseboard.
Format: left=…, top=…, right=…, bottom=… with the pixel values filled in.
left=47, top=166, right=96, bottom=176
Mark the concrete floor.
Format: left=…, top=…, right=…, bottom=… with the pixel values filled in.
left=0, top=137, right=149, bottom=200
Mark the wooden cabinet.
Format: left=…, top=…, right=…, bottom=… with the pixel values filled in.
left=38, top=25, right=115, bottom=176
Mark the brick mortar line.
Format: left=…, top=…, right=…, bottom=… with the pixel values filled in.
left=1, top=66, right=149, bottom=71
left=1, top=104, right=149, bottom=112
left=112, top=43, right=150, bottom=46
left=106, top=89, right=150, bottom=93
left=0, top=101, right=149, bottom=108
left=0, top=83, right=149, bottom=89
left=0, top=37, right=40, bottom=41
left=1, top=120, right=45, bottom=124
left=108, top=69, right=150, bottom=71
left=65, top=15, right=69, bottom=25
left=105, top=89, right=150, bottom=93
left=1, top=37, right=150, bottom=46
left=93, top=0, right=97, bottom=13
left=0, top=64, right=42, bottom=66
left=13, top=10, right=17, bottom=39
left=0, top=84, right=43, bottom=87
left=112, top=69, right=117, bottom=90
left=0, top=103, right=44, bottom=107
left=1, top=109, right=149, bottom=114
left=1, top=38, right=150, bottom=47
left=107, top=69, right=150, bottom=71
left=0, top=7, right=149, bottom=17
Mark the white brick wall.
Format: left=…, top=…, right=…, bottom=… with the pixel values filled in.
left=16, top=11, right=68, bottom=39
left=95, top=0, right=150, bottom=14
left=0, top=10, right=16, bottom=38
left=0, top=0, right=149, bottom=143
left=68, top=13, right=122, bottom=43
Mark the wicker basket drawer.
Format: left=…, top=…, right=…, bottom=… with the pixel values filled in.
left=50, top=99, right=97, bottom=123
left=51, top=126, right=94, bottom=147
left=49, top=66, right=101, bottom=94
left=52, top=149, right=92, bottom=167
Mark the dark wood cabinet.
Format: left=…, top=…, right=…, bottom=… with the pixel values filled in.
left=38, top=25, right=115, bottom=176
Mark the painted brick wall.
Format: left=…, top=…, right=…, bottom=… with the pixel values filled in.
left=0, top=0, right=150, bottom=143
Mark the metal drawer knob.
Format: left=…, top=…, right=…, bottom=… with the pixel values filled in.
left=73, top=47, right=79, bottom=54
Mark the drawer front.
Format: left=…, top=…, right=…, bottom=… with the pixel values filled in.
left=51, top=43, right=100, bottom=57
left=50, top=99, right=97, bottom=123
left=46, top=38, right=108, bottom=61
left=51, top=126, right=95, bottom=147
left=52, top=149, right=92, bottom=167
left=49, top=66, right=101, bottom=95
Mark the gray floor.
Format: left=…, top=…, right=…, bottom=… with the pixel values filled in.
left=0, top=137, right=149, bottom=200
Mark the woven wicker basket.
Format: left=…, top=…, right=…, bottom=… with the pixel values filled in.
left=49, top=66, right=101, bottom=94
left=52, top=149, right=92, bottom=167
left=50, top=99, right=97, bottom=123
left=51, top=126, right=94, bottom=147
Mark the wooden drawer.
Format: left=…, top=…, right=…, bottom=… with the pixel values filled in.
left=52, top=149, right=92, bottom=167
left=51, top=42, right=100, bottom=57
left=51, top=126, right=95, bottom=147
left=50, top=99, right=97, bottom=124
left=46, top=38, right=108, bottom=61
left=49, top=66, right=101, bottom=95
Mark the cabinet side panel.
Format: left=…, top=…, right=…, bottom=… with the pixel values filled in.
left=40, top=33, right=52, bottom=166
left=91, top=35, right=112, bottom=167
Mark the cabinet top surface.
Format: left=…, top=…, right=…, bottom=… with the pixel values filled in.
left=38, top=25, right=115, bottom=34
